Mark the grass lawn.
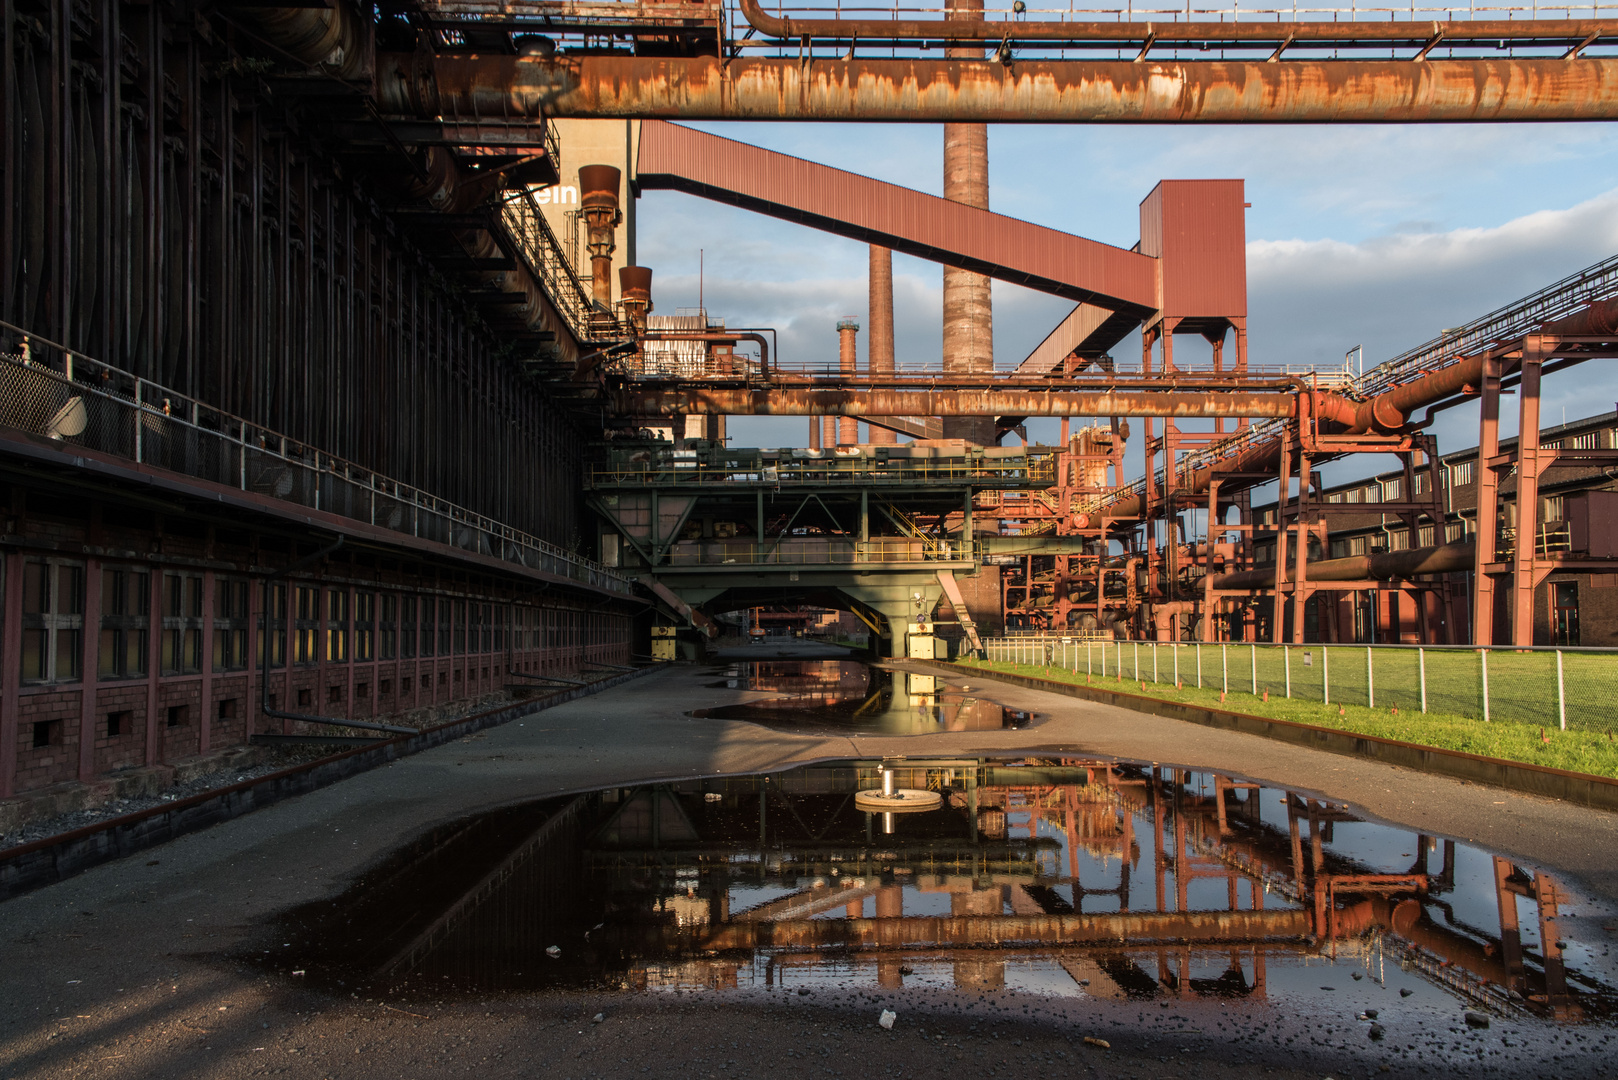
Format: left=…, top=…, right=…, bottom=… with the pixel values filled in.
left=951, top=657, right=1618, bottom=780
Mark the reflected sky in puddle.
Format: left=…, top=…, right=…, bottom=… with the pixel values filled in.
left=255, top=757, right=1618, bottom=1031
left=691, top=660, right=1031, bottom=734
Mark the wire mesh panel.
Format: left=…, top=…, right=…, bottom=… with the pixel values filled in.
left=1369, top=646, right=1421, bottom=714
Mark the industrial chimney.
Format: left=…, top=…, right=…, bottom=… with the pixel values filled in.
left=837, top=316, right=860, bottom=446
left=868, top=245, right=897, bottom=446
left=942, top=0, right=994, bottom=446
left=579, top=165, right=622, bottom=332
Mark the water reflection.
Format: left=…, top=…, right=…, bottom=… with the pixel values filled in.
left=692, top=660, right=1031, bottom=734
left=260, top=759, right=1616, bottom=1024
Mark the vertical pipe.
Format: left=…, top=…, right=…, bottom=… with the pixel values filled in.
left=1556, top=649, right=1566, bottom=731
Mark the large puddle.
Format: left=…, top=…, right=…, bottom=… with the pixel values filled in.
left=690, top=660, right=1032, bottom=734
left=257, top=757, right=1617, bottom=1029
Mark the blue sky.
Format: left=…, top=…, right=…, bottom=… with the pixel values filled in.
left=634, top=121, right=1618, bottom=482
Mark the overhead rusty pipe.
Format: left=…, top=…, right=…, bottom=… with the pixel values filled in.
left=579, top=164, right=622, bottom=322
left=1206, top=540, right=1475, bottom=592
left=1546, top=296, right=1618, bottom=337
left=609, top=387, right=1296, bottom=418
left=735, top=0, right=1618, bottom=47
left=377, top=54, right=1618, bottom=123
left=231, top=2, right=369, bottom=78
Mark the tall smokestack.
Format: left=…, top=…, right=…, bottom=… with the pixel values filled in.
left=942, top=0, right=994, bottom=446
left=579, top=165, right=622, bottom=333
left=837, top=317, right=860, bottom=446
left=868, top=245, right=897, bottom=446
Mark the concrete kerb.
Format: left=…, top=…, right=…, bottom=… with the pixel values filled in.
left=0, top=666, right=655, bottom=901
left=925, top=660, right=1618, bottom=813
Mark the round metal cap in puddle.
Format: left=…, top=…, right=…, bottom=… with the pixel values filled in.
left=853, top=788, right=942, bottom=812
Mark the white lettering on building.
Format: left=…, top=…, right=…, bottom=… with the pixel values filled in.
left=535, top=184, right=579, bottom=206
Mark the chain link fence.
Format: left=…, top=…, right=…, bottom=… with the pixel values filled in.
left=982, top=637, right=1618, bottom=736
left=0, top=327, right=631, bottom=596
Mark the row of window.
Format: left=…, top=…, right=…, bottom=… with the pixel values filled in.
left=16, top=559, right=620, bottom=685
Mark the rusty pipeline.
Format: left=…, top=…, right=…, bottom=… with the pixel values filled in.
left=376, top=53, right=1618, bottom=123
left=1206, top=540, right=1475, bottom=592
left=736, top=0, right=1618, bottom=48
left=1546, top=295, right=1618, bottom=337
left=231, top=3, right=369, bottom=79
left=610, top=387, right=1297, bottom=418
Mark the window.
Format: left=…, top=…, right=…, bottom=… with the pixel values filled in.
left=438, top=597, right=452, bottom=656
left=22, top=559, right=85, bottom=683
left=326, top=589, right=349, bottom=663
left=161, top=573, right=203, bottom=675
left=213, top=578, right=250, bottom=672
left=1543, top=494, right=1565, bottom=521
left=1363, top=485, right=1381, bottom=504
left=1449, top=460, right=1475, bottom=487
left=99, top=566, right=149, bottom=679
left=1348, top=536, right=1368, bottom=556
left=1413, top=472, right=1429, bottom=495
left=1387, top=530, right=1409, bottom=551
left=106, top=710, right=132, bottom=737
left=453, top=600, right=467, bottom=654
left=260, top=582, right=287, bottom=669
left=293, top=586, right=319, bottom=663
left=1418, top=524, right=1436, bottom=547
left=379, top=594, right=397, bottom=661
left=354, top=591, right=375, bottom=662
left=400, top=596, right=417, bottom=659
left=419, top=596, right=436, bottom=658
left=166, top=704, right=188, bottom=728
left=479, top=602, right=492, bottom=654
left=1345, top=488, right=1361, bottom=504
left=1570, top=431, right=1600, bottom=450
left=32, top=720, right=55, bottom=748
left=1327, top=492, right=1344, bottom=504
left=217, top=698, right=238, bottom=721
left=1381, top=478, right=1402, bottom=501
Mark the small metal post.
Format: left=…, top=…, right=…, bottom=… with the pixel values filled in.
left=1285, top=645, right=1292, bottom=698
left=1323, top=647, right=1331, bottom=706
left=1087, top=641, right=1092, bottom=677
left=1418, top=647, right=1427, bottom=713
left=1153, top=643, right=1158, bottom=684
left=1133, top=642, right=1139, bottom=681
left=1196, top=643, right=1202, bottom=689
left=1367, top=646, right=1375, bottom=709
left=1173, top=643, right=1179, bottom=687
left=1481, top=649, right=1491, bottom=723
left=1556, top=649, right=1566, bottom=731
left=1251, top=644, right=1257, bottom=695
left=1221, top=643, right=1228, bottom=694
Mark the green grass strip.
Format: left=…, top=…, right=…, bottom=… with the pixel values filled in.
left=952, top=657, right=1618, bottom=780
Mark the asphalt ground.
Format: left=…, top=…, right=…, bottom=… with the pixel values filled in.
left=2, top=646, right=1614, bottom=1080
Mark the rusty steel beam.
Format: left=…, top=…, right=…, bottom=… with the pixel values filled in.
left=610, top=387, right=1297, bottom=418
left=379, top=53, right=1618, bottom=123
left=612, top=908, right=1311, bottom=953
left=735, top=0, right=1618, bottom=47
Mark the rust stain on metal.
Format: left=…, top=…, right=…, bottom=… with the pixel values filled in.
left=381, top=53, right=1618, bottom=124
left=611, top=388, right=1297, bottom=418
left=613, top=908, right=1312, bottom=953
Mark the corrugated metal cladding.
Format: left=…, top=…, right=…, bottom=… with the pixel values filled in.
left=1140, top=180, right=1247, bottom=321
left=637, top=121, right=1158, bottom=312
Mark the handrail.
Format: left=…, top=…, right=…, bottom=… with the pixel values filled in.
left=0, top=320, right=632, bottom=595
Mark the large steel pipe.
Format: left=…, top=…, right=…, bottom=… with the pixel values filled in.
left=379, top=54, right=1618, bottom=123
left=609, top=388, right=1296, bottom=417
left=736, top=0, right=1618, bottom=47
left=1206, top=540, right=1475, bottom=592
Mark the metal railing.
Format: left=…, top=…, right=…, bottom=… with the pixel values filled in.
left=1103, top=249, right=1618, bottom=514
left=499, top=186, right=620, bottom=345
left=981, top=637, right=1618, bottom=735
left=587, top=452, right=1057, bottom=487
left=0, top=324, right=631, bottom=596
left=662, top=537, right=980, bottom=565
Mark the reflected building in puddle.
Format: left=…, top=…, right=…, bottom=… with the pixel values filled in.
left=695, top=661, right=1030, bottom=733
left=267, top=759, right=1613, bottom=1023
